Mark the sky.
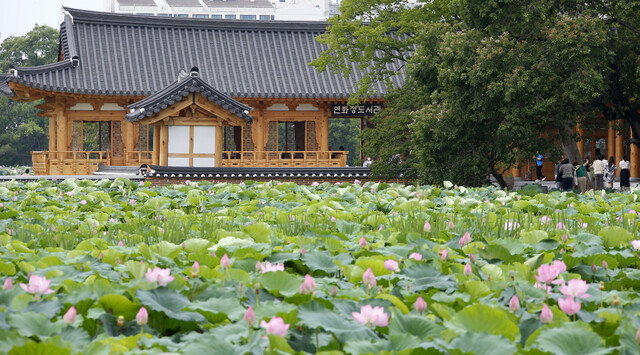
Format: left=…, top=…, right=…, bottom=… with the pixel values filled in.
left=0, top=0, right=104, bottom=42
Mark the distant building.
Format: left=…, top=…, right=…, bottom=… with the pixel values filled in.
left=103, top=0, right=339, bottom=21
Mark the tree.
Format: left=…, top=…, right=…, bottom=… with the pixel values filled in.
left=0, top=25, right=59, bottom=72
left=0, top=25, right=58, bottom=165
left=314, top=0, right=622, bottom=187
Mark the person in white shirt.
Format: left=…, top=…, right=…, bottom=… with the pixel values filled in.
left=363, top=157, right=372, bottom=168
left=591, top=155, right=605, bottom=190
left=619, top=155, right=631, bottom=191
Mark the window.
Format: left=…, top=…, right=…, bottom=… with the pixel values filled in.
left=259, top=15, right=274, bottom=20
left=240, top=15, right=256, bottom=20
left=136, top=13, right=153, bottom=16
left=211, top=14, right=222, bottom=19
left=193, top=14, right=209, bottom=18
left=225, top=14, right=236, bottom=19
left=223, top=126, right=243, bottom=152
left=157, top=13, right=170, bottom=16
left=176, top=14, right=188, bottom=18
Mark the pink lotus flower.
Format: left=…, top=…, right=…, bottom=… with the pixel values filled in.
left=540, top=304, right=553, bottom=324
left=509, top=295, right=520, bottom=312
left=551, top=260, right=567, bottom=274
left=556, top=222, right=566, bottom=230
left=362, top=268, right=376, bottom=288
left=20, top=275, right=55, bottom=295
left=331, top=216, right=336, bottom=223
left=311, top=182, right=320, bottom=187
left=3, top=278, right=12, bottom=290
left=632, top=240, right=640, bottom=250
left=384, top=259, right=399, bottom=272
left=257, top=261, right=285, bottom=273
left=244, top=306, right=255, bottom=326
left=354, top=179, right=361, bottom=184
left=408, top=252, right=422, bottom=261
left=136, top=307, right=148, bottom=325
left=459, top=232, right=471, bottom=247
left=220, top=254, right=230, bottom=269
left=558, top=296, right=581, bottom=316
left=358, top=236, right=367, bottom=248
left=559, top=279, right=590, bottom=299
left=145, top=267, right=175, bottom=286
left=261, top=317, right=290, bottom=336
left=352, top=305, right=389, bottom=327
left=582, top=223, right=588, bottom=229
left=439, top=249, right=449, bottom=261
left=414, top=296, right=427, bottom=313
left=424, top=221, right=431, bottom=232
left=535, top=261, right=566, bottom=284
left=63, top=306, right=77, bottom=325
left=80, top=200, right=87, bottom=205
left=448, top=220, right=454, bottom=229
left=541, top=216, right=551, bottom=224
left=463, top=263, right=472, bottom=275
left=192, top=261, right=200, bottom=276
left=299, top=274, right=316, bottom=295
left=117, top=240, right=124, bottom=247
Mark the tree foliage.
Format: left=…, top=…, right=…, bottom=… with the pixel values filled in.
left=315, top=0, right=639, bottom=187
left=0, top=25, right=58, bottom=165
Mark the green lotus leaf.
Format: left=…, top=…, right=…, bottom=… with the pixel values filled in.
left=447, top=304, right=519, bottom=341
left=7, top=338, right=72, bottom=355
left=7, top=312, right=62, bottom=338
left=302, top=251, right=340, bottom=274
left=599, top=226, right=633, bottom=248
left=256, top=271, right=303, bottom=297
left=400, top=264, right=457, bottom=291
left=479, top=244, right=522, bottom=263
left=535, top=323, right=610, bottom=355
left=189, top=297, right=246, bottom=322
left=297, top=301, right=376, bottom=343
left=136, top=288, right=205, bottom=322
left=152, top=241, right=182, bottom=258
left=449, top=332, right=517, bottom=355
left=343, top=334, right=423, bottom=355
left=98, top=294, right=140, bottom=319
left=244, top=222, right=271, bottom=244
left=389, top=310, right=445, bottom=339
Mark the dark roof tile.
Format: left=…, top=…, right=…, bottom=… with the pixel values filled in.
left=4, top=7, right=405, bottom=100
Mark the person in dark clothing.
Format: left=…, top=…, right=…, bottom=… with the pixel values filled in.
left=559, top=158, right=575, bottom=192
left=535, top=151, right=546, bottom=182
left=555, top=159, right=563, bottom=190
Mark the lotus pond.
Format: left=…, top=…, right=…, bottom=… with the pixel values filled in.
left=1, top=178, right=640, bottom=354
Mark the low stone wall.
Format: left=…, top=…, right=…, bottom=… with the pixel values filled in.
left=146, top=176, right=413, bottom=187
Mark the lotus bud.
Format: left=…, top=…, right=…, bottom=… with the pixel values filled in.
left=562, top=233, right=568, bottom=243
left=117, top=315, right=125, bottom=327
left=299, top=274, right=316, bottom=295
left=448, top=220, right=454, bottom=230
left=424, top=221, right=431, bottom=232
left=3, top=278, right=12, bottom=290
left=540, top=304, right=553, bottom=324
left=414, top=296, right=427, bottom=313
left=602, top=260, right=608, bottom=269
left=358, top=236, right=367, bottom=248
left=118, top=240, right=124, bottom=247
left=98, top=252, right=103, bottom=262
left=463, top=263, right=472, bottom=275
left=192, top=261, right=200, bottom=278
left=599, top=281, right=605, bottom=291
left=469, top=253, right=476, bottom=263
left=331, top=286, right=338, bottom=297
left=220, top=254, right=230, bottom=269
left=509, top=295, right=520, bottom=312
left=244, top=306, right=256, bottom=326
left=363, top=268, right=377, bottom=289
left=63, top=306, right=77, bottom=325
left=592, top=264, right=597, bottom=273
left=384, top=259, right=399, bottom=272
left=439, top=249, right=449, bottom=261
left=635, top=328, right=640, bottom=345
left=182, top=242, right=186, bottom=250
left=136, top=307, right=148, bottom=326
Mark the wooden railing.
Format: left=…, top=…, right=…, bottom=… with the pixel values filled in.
left=125, top=151, right=153, bottom=166
left=221, top=150, right=348, bottom=168
left=31, top=150, right=111, bottom=175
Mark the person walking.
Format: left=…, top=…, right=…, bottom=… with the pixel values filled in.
left=574, top=162, right=587, bottom=193
left=583, top=156, right=592, bottom=180
left=555, top=158, right=563, bottom=190
left=535, top=152, right=546, bottom=182
left=605, top=156, right=617, bottom=189
left=592, top=155, right=605, bottom=190
left=619, top=155, right=630, bottom=192
left=559, top=159, right=575, bottom=191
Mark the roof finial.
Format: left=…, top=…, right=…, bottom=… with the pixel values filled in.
left=190, top=66, right=199, bottom=77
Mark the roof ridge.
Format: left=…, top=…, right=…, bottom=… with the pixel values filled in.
left=62, top=6, right=329, bottom=32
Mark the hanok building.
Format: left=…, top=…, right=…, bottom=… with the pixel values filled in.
left=0, top=7, right=399, bottom=176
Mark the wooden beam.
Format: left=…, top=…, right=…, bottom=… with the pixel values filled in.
left=262, top=111, right=321, bottom=120
left=153, top=125, right=160, bottom=165
left=56, top=107, right=67, bottom=160
left=160, top=124, right=168, bottom=166
left=216, top=124, right=223, bottom=167
left=67, top=111, right=126, bottom=120
left=137, top=100, right=194, bottom=125
left=49, top=116, right=57, bottom=152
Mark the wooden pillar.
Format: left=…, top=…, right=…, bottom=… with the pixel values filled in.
left=607, top=120, right=615, bottom=159
left=510, top=166, right=521, bottom=179
left=49, top=116, right=57, bottom=152
left=615, top=120, right=624, bottom=176
left=124, top=121, right=135, bottom=165
left=251, top=106, right=264, bottom=151
left=319, top=107, right=329, bottom=151
left=153, top=125, right=160, bottom=165
left=159, top=124, right=168, bottom=166
left=631, top=127, right=640, bottom=178
left=56, top=107, right=67, bottom=160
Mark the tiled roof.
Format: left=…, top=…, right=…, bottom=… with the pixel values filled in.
left=202, top=0, right=274, bottom=9
left=126, top=71, right=254, bottom=122
left=165, top=0, right=201, bottom=7
left=117, top=0, right=158, bottom=6
left=3, top=7, right=405, bottom=100
left=0, top=74, right=14, bottom=96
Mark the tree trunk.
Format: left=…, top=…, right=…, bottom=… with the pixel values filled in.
left=559, top=123, right=593, bottom=190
